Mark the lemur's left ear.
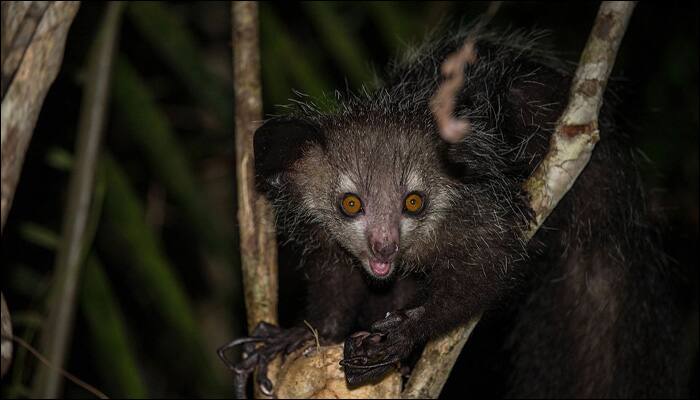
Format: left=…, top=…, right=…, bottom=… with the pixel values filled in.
left=443, top=55, right=572, bottom=181
left=253, top=117, right=326, bottom=191
left=501, top=59, right=571, bottom=162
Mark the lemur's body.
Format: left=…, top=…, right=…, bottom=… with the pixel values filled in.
left=232, top=30, right=683, bottom=397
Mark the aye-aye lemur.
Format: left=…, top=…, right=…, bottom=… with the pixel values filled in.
left=224, top=28, right=684, bottom=398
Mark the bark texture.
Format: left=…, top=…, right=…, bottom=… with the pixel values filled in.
left=402, top=2, right=636, bottom=398
left=1, top=293, right=12, bottom=377
left=232, top=0, right=279, bottom=334
left=1, top=1, right=80, bottom=232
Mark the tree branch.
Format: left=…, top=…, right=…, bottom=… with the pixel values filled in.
left=403, top=2, right=637, bottom=398
left=232, top=1, right=279, bottom=333
left=1, top=1, right=80, bottom=233
left=1, top=292, right=12, bottom=377
left=524, top=1, right=636, bottom=237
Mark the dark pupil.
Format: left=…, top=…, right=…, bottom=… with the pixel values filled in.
left=348, top=200, right=355, bottom=207
left=410, top=199, right=416, bottom=205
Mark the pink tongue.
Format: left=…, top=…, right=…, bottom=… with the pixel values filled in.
left=369, top=260, right=391, bottom=276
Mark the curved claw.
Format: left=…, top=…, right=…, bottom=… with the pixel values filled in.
left=256, top=355, right=275, bottom=396
left=217, top=335, right=270, bottom=398
left=217, top=323, right=315, bottom=398
left=217, top=337, right=267, bottom=371
left=228, top=352, right=259, bottom=399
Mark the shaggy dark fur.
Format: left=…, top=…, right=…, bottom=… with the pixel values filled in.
left=236, top=29, right=684, bottom=397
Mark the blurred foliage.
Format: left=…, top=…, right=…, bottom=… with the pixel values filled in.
left=81, top=256, right=148, bottom=398
left=17, top=222, right=147, bottom=397
left=0, top=2, right=696, bottom=398
left=99, top=155, right=220, bottom=396
left=112, top=57, right=230, bottom=260
left=127, top=1, right=232, bottom=132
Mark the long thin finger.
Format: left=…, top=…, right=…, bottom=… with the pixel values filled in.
left=231, top=353, right=259, bottom=399
left=218, top=338, right=266, bottom=370
left=234, top=370, right=250, bottom=399
left=257, top=358, right=274, bottom=396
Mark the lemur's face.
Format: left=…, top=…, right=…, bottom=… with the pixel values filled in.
left=289, top=118, right=459, bottom=280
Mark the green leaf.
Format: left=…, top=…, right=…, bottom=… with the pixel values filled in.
left=80, top=256, right=148, bottom=398
left=100, top=156, right=220, bottom=395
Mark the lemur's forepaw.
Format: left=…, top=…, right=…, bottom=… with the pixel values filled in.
left=340, top=307, right=424, bottom=386
left=218, top=322, right=313, bottom=398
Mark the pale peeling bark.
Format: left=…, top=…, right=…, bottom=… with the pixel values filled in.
left=1, top=1, right=80, bottom=233
left=402, top=2, right=637, bottom=398
left=1, top=293, right=12, bottom=377
left=232, top=1, right=279, bottom=333
left=232, top=5, right=281, bottom=396
left=524, top=1, right=636, bottom=237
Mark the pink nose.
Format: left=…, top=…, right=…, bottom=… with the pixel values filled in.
left=372, top=241, right=398, bottom=261
left=367, top=225, right=399, bottom=262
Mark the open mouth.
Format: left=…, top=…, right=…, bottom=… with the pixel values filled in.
left=368, top=259, right=393, bottom=277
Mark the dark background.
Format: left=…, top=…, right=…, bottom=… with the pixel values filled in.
left=1, top=2, right=697, bottom=398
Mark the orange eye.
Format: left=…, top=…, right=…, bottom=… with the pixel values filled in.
left=341, top=193, right=363, bottom=216
left=404, top=192, right=424, bottom=214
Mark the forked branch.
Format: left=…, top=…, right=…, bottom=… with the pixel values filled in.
left=228, top=1, right=637, bottom=398
left=403, top=2, right=637, bottom=398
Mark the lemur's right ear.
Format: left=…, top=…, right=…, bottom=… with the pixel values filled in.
left=253, top=117, right=325, bottom=189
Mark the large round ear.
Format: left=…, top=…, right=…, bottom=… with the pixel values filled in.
left=253, top=117, right=325, bottom=190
